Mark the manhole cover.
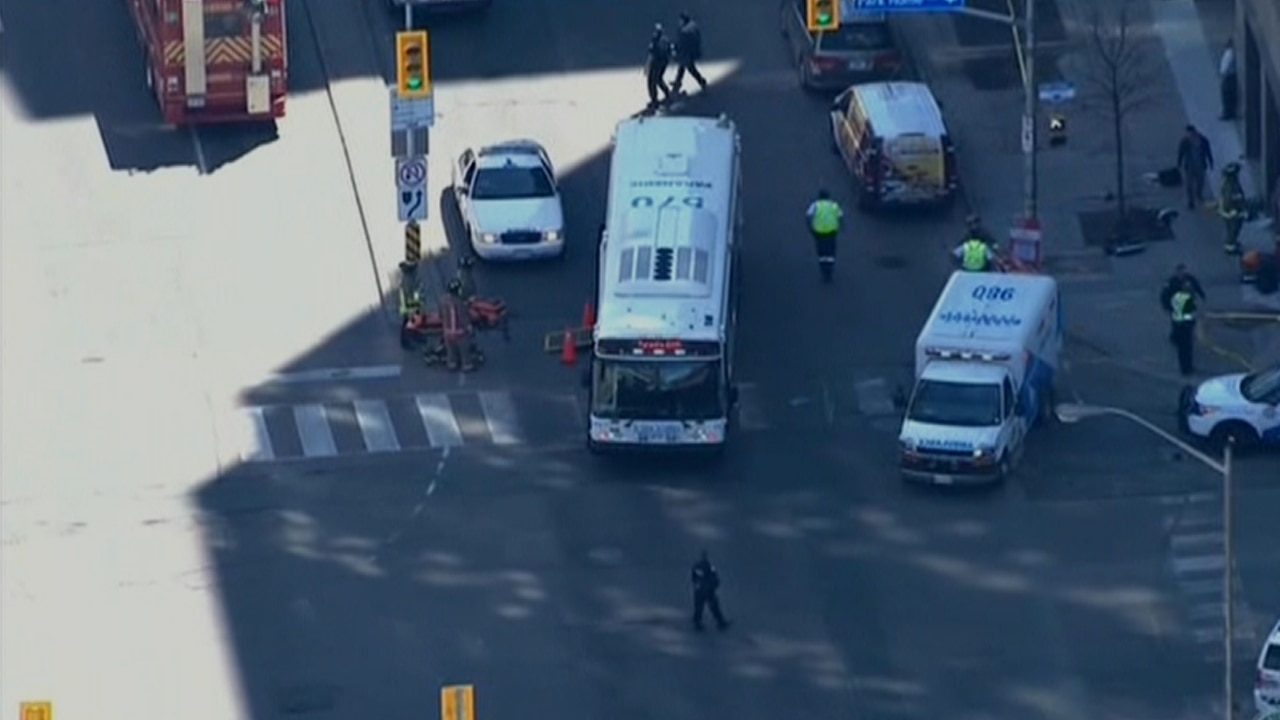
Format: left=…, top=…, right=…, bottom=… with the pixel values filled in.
left=874, top=255, right=909, bottom=269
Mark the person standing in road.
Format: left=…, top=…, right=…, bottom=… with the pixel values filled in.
left=1160, top=263, right=1206, bottom=310
left=953, top=216, right=997, bottom=272
left=1219, top=40, right=1238, bottom=121
left=441, top=279, right=476, bottom=372
left=806, top=189, right=843, bottom=283
left=1176, top=125, right=1214, bottom=211
left=1219, top=162, right=1247, bottom=255
left=645, top=24, right=673, bottom=112
left=690, top=550, right=730, bottom=632
left=672, top=12, right=708, bottom=96
left=1168, top=278, right=1198, bottom=376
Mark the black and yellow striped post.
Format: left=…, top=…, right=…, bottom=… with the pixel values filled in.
left=404, top=221, right=422, bottom=266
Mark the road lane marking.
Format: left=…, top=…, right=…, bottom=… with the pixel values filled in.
left=245, top=407, right=275, bottom=461
left=267, top=365, right=401, bottom=384
left=416, top=394, right=463, bottom=447
left=478, top=391, right=522, bottom=445
left=294, top=404, right=337, bottom=457
left=855, top=378, right=897, bottom=416
left=353, top=399, right=400, bottom=453
left=735, top=382, right=770, bottom=430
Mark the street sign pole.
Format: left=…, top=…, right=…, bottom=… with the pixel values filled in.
left=1022, top=0, right=1038, bottom=223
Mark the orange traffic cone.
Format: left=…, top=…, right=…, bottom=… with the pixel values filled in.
left=561, top=328, right=577, bottom=365
left=582, top=301, right=596, bottom=329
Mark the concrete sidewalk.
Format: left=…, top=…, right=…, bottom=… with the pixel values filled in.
left=898, top=0, right=1280, bottom=388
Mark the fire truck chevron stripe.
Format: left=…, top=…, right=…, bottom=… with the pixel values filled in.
left=161, top=36, right=286, bottom=66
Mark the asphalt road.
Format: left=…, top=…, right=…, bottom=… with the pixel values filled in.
left=2, top=0, right=1277, bottom=719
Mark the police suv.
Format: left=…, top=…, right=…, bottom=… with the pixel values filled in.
left=1181, top=365, right=1280, bottom=449
left=585, top=114, right=743, bottom=453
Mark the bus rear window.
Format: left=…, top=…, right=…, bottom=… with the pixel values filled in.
left=818, top=23, right=893, bottom=51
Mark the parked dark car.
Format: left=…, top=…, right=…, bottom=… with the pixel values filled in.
left=779, top=0, right=903, bottom=91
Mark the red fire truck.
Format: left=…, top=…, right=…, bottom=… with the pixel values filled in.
left=127, top=0, right=288, bottom=125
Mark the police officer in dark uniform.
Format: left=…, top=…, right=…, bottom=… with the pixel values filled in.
left=690, top=550, right=730, bottom=632
left=672, top=12, right=708, bottom=96
left=645, top=24, right=673, bottom=111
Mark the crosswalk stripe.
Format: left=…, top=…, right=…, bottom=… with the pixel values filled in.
left=294, top=404, right=338, bottom=457
left=1178, top=578, right=1223, bottom=596
left=1188, top=603, right=1224, bottom=620
left=478, top=391, right=522, bottom=445
left=245, top=406, right=275, bottom=461
left=353, top=399, right=400, bottom=453
left=1171, top=532, right=1223, bottom=551
left=415, top=394, right=463, bottom=447
left=1172, top=555, right=1225, bottom=574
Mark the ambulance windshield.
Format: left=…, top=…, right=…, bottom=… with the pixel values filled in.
left=591, top=358, right=724, bottom=421
left=907, top=380, right=1002, bottom=427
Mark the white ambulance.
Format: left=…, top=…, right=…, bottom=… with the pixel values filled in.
left=899, top=272, right=1062, bottom=484
left=585, top=115, right=744, bottom=453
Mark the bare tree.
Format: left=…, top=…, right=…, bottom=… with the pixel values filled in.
left=1073, top=0, right=1162, bottom=235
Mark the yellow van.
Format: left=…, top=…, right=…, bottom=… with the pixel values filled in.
left=829, top=81, right=958, bottom=209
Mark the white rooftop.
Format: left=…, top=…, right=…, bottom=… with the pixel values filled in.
left=596, top=115, right=740, bottom=343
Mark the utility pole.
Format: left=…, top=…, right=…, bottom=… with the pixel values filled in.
left=1223, top=439, right=1236, bottom=720
left=957, top=0, right=1039, bottom=222
left=1021, top=0, right=1038, bottom=221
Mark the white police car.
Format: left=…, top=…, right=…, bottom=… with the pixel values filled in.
left=451, top=140, right=566, bottom=261
left=1181, top=364, right=1280, bottom=448
left=1255, top=617, right=1280, bottom=714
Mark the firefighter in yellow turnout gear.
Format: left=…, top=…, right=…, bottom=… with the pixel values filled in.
left=398, top=266, right=427, bottom=349
left=1219, top=162, right=1246, bottom=255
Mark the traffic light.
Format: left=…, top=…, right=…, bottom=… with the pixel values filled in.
left=396, top=31, right=431, bottom=99
left=807, top=0, right=840, bottom=32
left=1048, top=113, right=1066, bottom=147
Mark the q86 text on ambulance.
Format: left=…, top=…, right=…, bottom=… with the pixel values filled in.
left=585, top=115, right=744, bottom=453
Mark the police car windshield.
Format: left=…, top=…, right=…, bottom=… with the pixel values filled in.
left=471, top=166, right=555, bottom=201
left=1239, top=366, right=1280, bottom=403
left=908, top=380, right=1002, bottom=427
left=591, top=358, right=723, bottom=421
left=817, top=21, right=892, bottom=51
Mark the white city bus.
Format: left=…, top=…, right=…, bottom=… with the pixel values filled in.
left=586, top=114, right=744, bottom=453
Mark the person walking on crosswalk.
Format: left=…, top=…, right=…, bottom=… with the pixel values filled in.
left=806, top=189, right=843, bottom=283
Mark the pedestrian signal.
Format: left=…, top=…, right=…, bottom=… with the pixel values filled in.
left=1048, top=114, right=1066, bottom=147
left=806, top=0, right=839, bottom=31
left=396, top=31, right=431, bottom=99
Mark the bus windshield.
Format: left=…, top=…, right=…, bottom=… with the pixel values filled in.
left=591, top=358, right=724, bottom=421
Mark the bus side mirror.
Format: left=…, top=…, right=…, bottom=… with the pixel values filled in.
left=728, top=385, right=740, bottom=406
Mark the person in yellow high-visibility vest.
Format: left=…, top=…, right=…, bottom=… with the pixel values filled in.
left=952, top=216, right=997, bottom=271
left=806, top=189, right=843, bottom=283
